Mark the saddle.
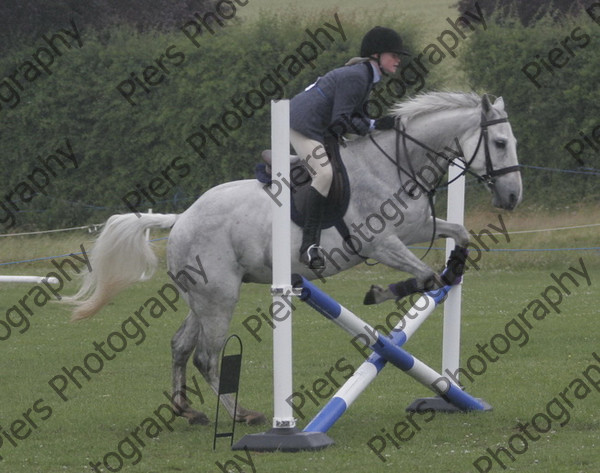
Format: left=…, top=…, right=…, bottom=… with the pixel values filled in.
left=256, top=137, right=351, bottom=230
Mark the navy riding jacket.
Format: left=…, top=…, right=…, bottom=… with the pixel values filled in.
left=290, top=61, right=377, bottom=142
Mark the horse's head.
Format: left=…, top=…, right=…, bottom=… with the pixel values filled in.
left=462, top=94, right=523, bottom=210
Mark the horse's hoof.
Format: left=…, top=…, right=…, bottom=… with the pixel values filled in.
left=364, top=285, right=388, bottom=305
left=187, top=412, right=210, bottom=425
left=363, top=286, right=377, bottom=305
left=246, top=413, right=267, bottom=426
left=236, top=411, right=267, bottom=426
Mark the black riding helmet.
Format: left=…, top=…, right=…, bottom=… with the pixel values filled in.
left=360, top=26, right=410, bottom=58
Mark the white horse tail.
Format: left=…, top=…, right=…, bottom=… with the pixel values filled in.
left=64, top=212, right=178, bottom=321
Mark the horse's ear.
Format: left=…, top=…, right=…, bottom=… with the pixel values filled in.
left=493, top=96, right=505, bottom=111
left=482, top=93, right=493, bottom=113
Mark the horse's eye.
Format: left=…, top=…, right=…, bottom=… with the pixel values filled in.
left=495, top=139, right=507, bottom=149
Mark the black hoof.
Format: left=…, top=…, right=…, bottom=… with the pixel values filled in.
left=363, top=286, right=377, bottom=305
left=246, top=413, right=267, bottom=426
left=187, top=412, right=210, bottom=425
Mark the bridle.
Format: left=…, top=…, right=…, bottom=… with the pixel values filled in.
left=366, top=111, right=520, bottom=259
left=378, top=113, right=520, bottom=189
left=465, top=114, right=521, bottom=185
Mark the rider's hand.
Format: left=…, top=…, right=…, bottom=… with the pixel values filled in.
left=374, top=116, right=396, bottom=130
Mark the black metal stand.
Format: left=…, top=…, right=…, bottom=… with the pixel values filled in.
left=213, top=335, right=243, bottom=450
left=232, top=427, right=334, bottom=452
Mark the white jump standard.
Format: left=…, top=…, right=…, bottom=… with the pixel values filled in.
left=232, top=100, right=333, bottom=452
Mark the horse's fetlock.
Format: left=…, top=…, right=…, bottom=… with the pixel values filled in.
left=421, top=272, right=443, bottom=292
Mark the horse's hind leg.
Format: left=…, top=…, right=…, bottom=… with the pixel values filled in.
left=171, top=311, right=210, bottom=425
left=191, top=299, right=267, bottom=426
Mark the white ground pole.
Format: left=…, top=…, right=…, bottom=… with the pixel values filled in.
left=0, top=276, right=59, bottom=284
left=442, top=163, right=466, bottom=379
left=232, top=100, right=333, bottom=451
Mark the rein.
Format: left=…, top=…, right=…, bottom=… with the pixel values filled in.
left=388, top=114, right=520, bottom=186
left=368, top=113, right=520, bottom=259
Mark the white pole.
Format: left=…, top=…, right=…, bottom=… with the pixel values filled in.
left=442, top=164, right=465, bottom=379
left=145, top=208, right=153, bottom=241
left=270, top=100, right=295, bottom=429
left=233, top=99, right=333, bottom=450
left=0, top=276, right=59, bottom=284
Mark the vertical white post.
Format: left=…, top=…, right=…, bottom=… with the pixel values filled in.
left=270, top=100, right=295, bottom=429
left=233, top=100, right=333, bottom=450
left=410, top=162, right=490, bottom=412
left=145, top=208, right=153, bottom=241
left=442, top=164, right=465, bottom=379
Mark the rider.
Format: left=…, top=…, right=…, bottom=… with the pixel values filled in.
left=290, top=26, right=409, bottom=269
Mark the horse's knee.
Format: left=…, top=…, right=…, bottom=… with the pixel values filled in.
left=455, top=226, right=470, bottom=247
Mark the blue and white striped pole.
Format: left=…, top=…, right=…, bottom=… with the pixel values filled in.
left=293, top=275, right=487, bottom=434
left=303, top=285, right=448, bottom=433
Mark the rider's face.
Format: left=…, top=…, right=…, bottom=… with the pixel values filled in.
left=379, top=52, right=401, bottom=74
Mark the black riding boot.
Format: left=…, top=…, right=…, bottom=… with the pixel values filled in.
left=299, top=187, right=327, bottom=269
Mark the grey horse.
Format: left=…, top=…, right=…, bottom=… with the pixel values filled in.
left=64, top=92, right=522, bottom=426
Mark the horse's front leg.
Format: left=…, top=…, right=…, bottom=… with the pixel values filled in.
left=414, top=217, right=470, bottom=247
left=364, top=235, right=443, bottom=305
left=363, top=219, right=470, bottom=305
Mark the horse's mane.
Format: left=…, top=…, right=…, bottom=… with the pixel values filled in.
left=391, top=91, right=481, bottom=121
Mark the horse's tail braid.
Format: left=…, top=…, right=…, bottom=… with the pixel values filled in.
left=63, top=212, right=179, bottom=321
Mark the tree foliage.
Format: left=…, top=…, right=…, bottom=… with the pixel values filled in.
left=454, top=0, right=590, bottom=26
left=0, top=0, right=217, bottom=48
left=460, top=10, right=599, bottom=205
left=0, top=11, right=419, bottom=230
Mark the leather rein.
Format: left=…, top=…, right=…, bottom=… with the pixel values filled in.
left=368, top=113, right=520, bottom=258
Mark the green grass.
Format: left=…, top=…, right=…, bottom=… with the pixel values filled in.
left=1, top=205, right=599, bottom=472
left=2, top=2, right=598, bottom=471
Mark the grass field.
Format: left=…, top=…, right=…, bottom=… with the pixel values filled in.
left=2, top=2, right=599, bottom=472
left=1, top=203, right=599, bottom=473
